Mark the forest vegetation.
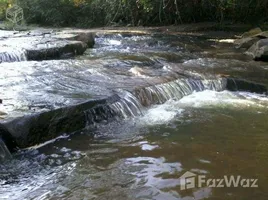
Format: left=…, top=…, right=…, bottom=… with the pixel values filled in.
left=0, top=0, right=268, bottom=28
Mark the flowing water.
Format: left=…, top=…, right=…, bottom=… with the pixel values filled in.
left=1, top=31, right=268, bottom=200
left=0, top=47, right=27, bottom=63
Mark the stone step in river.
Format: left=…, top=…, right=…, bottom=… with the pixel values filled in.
left=0, top=29, right=95, bottom=62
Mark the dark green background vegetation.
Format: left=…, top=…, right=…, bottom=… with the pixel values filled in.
left=1, top=0, right=268, bottom=27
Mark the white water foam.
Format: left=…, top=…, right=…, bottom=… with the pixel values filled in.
left=137, top=90, right=268, bottom=126
left=139, top=102, right=184, bottom=125
left=178, top=90, right=268, bottom=108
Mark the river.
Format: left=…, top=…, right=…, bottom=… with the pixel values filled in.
left=1, top=30, right=268, bottom=200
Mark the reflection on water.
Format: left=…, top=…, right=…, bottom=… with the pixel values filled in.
left=1, top=91, right=268, bottom=199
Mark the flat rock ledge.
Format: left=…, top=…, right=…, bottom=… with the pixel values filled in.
left=0, top=59, right=267, bottom=151
left=0, top=29, right=95, bottom=62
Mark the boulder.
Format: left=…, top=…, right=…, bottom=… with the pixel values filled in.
left=241, top=27, right=262, bottom=38
left=235, top=37, right=260, bottom=49
left=254, top=31, right=268, bottom=39
left=235, top=29, right=268, bottom=49
left=53, top=32, right=95, bottom=48
left=246, top=38, right=268, bottom=61
left=72, top=32, right=95, bottom=48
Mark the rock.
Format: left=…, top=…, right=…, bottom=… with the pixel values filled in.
left=254, top=31, right=268, bottom=39
left=53, top=32, right=95, bottom=48
left=246, top=38, right=268, bottom=61
left=235, top=29, right=268, bottom=49
left=241, top=27, right=262, bottom=38
left=0, top=123, right=18, bottom=152
left=0, top=29, right=95, bottom=62
left=235, top=37, right=260, bottom=49
left=226, top=78, right=267, bottom=94
left=71, top=32, right=95, bottom=48
left=2, top=96, right=119, bottom=148
left=27, top=41, right=87, bottom=61
left=0, top=111, right=7, bottom=116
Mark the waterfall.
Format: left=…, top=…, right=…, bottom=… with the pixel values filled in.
left=0, top=47, right=27, bottom=63
left=133, top=78, right=227, bottom=107
left=0, top=137, right=12, bottom=162
left=108, top=78, right=227, bottom=118
left=109, top=91, right=144, bottom=118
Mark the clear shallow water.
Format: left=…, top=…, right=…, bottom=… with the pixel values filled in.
left=1, top=31, right=268, bottom=200
left=1, top=90, right=268, bottom=200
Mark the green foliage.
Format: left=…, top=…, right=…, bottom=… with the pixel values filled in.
left=0, top=0, right=9, bottom=20
left=17, top=0, right=268, bottom=27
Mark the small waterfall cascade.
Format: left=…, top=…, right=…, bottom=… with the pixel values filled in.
left=0, top=47, right=27, bottom=63
left=109, top=91, right=144, bottom=118
left=82, top=78, right=227, bottom=124
left=134, top=78, right=227, bottom=107
left=0, top=137, right=12, bottom=162
left=108, top=78, right=227, bottom=119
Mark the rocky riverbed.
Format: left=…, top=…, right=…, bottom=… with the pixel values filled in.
left=0, top=26, right=268, bottom=151
left=1, top=26, right=268, bottom=200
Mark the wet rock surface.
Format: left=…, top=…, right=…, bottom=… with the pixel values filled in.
left=2, top=26, right=268, bottom=200
left=0, top=29, right=95, bottom=62
left=246, top=38, right=268, bottom=61
left=235, top=28, right=268, bottom=61
left=0, top=28, right=268, bottom=150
